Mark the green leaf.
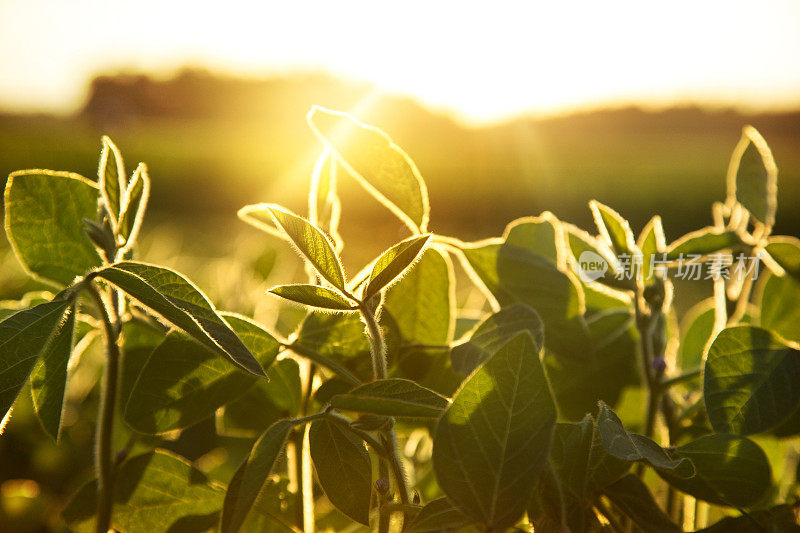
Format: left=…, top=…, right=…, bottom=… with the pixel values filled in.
left=503, top=213, right=563, bottom=266
left=657, top=433, right=771, bottom=507
left=118, top=162, right=150, bottom=246
left=309, top=148, right=343, bottom=253
left=765, top=236, right=800, bottom=283
left=307, top=105, right=430, bottom=233
left=330, top=378, right=448, bottom=417
left=544, top=310, right=640, bottom=420
left=666, top=227, right=741, bottom=260
left=704, top=326, right=800, bottom=435
left=237, top=203, right=286, bottom=240
left=406, top=497, right=474, bottom=533
left=218, top=359, right=301, bottom=437
left=4, top=171, right=103, bottom=286
left=596, top=402, right=693, bottom=476
left=603, top=474, right=681, bottom=533
left=450, top=303, right=544, bottom=375
left=696, top=504, right=800, bottom=532
left=462, top=238, right=591, bottom=360
left=309, top=418, right=372, bottom=525
left=679, top=298, right=717, bottom=373
left=62, top=450, right=224, bottom=533
left=221, top=419, right=294, bottom=533
left=268, top=284, right=356, bottom=311
left=0, top=299, right=73, bottom=425
left=93, top=261, right=265, bottom=377
left=265, top=204, right=346, bottom=290
left=589, top=200, right=637, bottom=255
left=363, top=234, right=431, bottom=300
left=433, top=332, right=556, bottom=528
left=30, top=301, right=77, bottom=441
left=125, top=314, right=280, bottom=434
left=760, top=274, right=800, bottom=344
left=98, top=135, right=126, bottom=225
left=527, top=463, right=573, bottom=533
left=638, top=215, right=666, bottom=282
left=726, top=125, right=778, bottom=227
left=384, top=248, right=453, bottom=345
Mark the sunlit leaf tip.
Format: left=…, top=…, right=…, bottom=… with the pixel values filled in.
left=363, top=233, right=431, bottom=300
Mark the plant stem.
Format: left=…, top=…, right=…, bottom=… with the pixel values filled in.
left=358, top=303, right=412, bottom=508
left=87, top=283, right=120, bottom=533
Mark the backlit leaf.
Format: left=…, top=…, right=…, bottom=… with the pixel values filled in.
left=268, top=284, right=356, bottom=311
left=309, top=418, right=372, bottom=525
left=704, top=326, right=800, bottom=435
left=5, top=171, right=102, bottom=286
left=0, top=299, right=73, bottom=424
left=590, top=200, right=637, bottom=255
left=666, top=227, right=741, bottom=260
left=433, top=332, right=556, bottom=528
left=265, top=204, right=346, bottom=290
left=307, top=106, right=429, bottom=233
left=30, top=301, right=77, bottom=441
left=760, top=273, right=800, bottom=343
left=93, top=261, right=265, bottom=377
left=726, top=125, right=778, bottom=227
left=363, top=234, right=430, bottom=300
left=765, top=236, right=800, bottom=282
left=98, top=135, right=126, bottom=225
left=384, top=248, right=453, bottom=345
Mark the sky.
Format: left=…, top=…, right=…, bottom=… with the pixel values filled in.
left=1, top=0, right=800, bottom=123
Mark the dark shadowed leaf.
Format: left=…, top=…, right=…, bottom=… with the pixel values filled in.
left=221, top=419, right=294, bottom=533
left=265, top=204, right=347, bottom=290
left=309, top=418, right=372, bottom=525
left=363, top=234, right=430, bottom=300
left=125, top=314, right=280, bottom=434
left=62, top=450, right=224, bottom=533
left=307, top=106, right=429, bottom=233
left=218, top=359, right=301, bottom=437
left=604, top=474, right=681, bottom=533
left=406, top=497, right=474, bottom=533
left=268, top=284, right=356, bottom=311
left=433, top=332, right=556, bottom=528
left=30, top=301, right=76, bottom=441
left=704, top=326, right=800, bottom=435
left=0, top=299, right=73, bottom=425
left=94, top=261, right=265, bottom=377
left=450, top=304, right=544, bottom=375
left=696, top=504, right=800, bottom=532
left=657, top=434, right=771, bottom=507
left=5, top=171, right=103, bottom=286
left=597, top=402, right=693, bottom=476
left=330, top=378, right=448, bottom=417
left=727, top=125, right=777, bottom=227
left=666, top=227, right=741, bottom=260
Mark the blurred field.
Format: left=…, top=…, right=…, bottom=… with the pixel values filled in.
left=2, top=70, right=799, bottom=292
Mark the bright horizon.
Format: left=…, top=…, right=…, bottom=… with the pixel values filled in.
left=2, top=0, right=800, bottom=124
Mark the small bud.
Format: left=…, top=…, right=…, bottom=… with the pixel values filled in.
left=412, top=491, right=421, bottom=505
left=651, top=356, right=667, bottom=374
left=374, top=477, right=390, bottom=495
